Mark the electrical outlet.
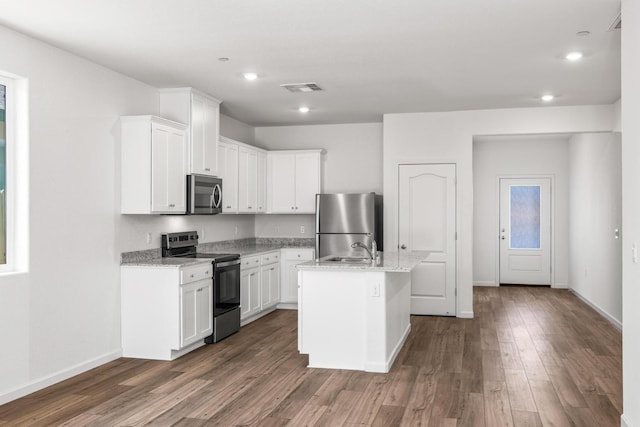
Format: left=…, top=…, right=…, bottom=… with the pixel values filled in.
left=234, top=225, right=239, bottom=236
left=372, top=283, right=380, bottom=297
left=146, top=232, right=152, bottom=245
left=300, top=226, right=305, bottom=234
left=200, top=228, right=206, bottom=241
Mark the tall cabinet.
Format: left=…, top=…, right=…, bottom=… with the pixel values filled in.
left=159, top=88, right=221, bottom=177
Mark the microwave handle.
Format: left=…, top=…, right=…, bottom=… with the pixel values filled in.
left=211, top=184, right=222, bottom=209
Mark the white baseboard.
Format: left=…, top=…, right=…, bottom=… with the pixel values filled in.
left=569, top=289, right=622, bottom=330
left=553, top=282, right=569, bottom=289
left=457, top=310, right=474, bottom=319
left=621, top=413, right=631, bottom=427
left=275, top=302, right=298, bottom=310
left=0, top=349, right=122, bottom=405
left=473, top=281, right=498, bottom=287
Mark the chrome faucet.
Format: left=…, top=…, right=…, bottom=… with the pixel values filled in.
left=351, top=239, right=378, bottom=262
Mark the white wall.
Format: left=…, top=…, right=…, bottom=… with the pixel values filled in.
left=621, top=1, right=640, bottom=425
left=383, top=105, right=615, bottom=318
left=568, top=132, right=622, bottom=326
left=472, top=135, right=570, bottom=288
left=0, top=24, right=257, bottom=404
left=254, top=122, right=382, bottom=237
left=220, top=113, right=255, bottom=144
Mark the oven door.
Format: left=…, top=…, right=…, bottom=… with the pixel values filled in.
left=187, top=175, right=222, bottom=215
left=213, top=259, right=241, bottom=316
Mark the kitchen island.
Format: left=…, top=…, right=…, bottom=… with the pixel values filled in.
left=296, top=251, right=427, bottom=373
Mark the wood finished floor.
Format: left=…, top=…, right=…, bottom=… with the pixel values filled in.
left=0, top=286, right=622, bottom=426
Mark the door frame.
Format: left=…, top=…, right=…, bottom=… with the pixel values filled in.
left=495, top=174, right=557, bottom=288
left=397, top=161, right=458, bottom=316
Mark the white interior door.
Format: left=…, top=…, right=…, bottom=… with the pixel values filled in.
left=398, top=164, right=456, bottom=316
left=499, top=178, right=551, bottom=285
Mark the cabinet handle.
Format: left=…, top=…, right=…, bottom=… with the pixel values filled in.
left=226, top=205, right=231, bottom=209
left=297, top=255, right=301, bottom=258
left=248, top=206, right=253, bottom=209
left=291, top=206, right=295, bottom=210
left=190, top=274, right=194, bottom=278
left=205, top=168, right=211, bottom=172
left=266, top=257, right=269, bottom=261
left=259, top=206, right=262, bottom=209
left=295, top=206, right=298, bottom=210
left=271, top=267, right=275, bottom=271
left=169, top=204, right=175, bottom=208
left=205, top=271, right=209, bottom=274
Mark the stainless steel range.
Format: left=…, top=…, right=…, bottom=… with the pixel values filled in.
left=162, top=231, right=241, bottom=343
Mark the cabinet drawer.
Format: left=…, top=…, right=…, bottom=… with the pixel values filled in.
left=260, top=252, right=280, bottom=265
left=242, top=255, right=261, bottom=269
left=180, top=263, right=213, bottom=285
left=284, top=249, right=314, bottom=261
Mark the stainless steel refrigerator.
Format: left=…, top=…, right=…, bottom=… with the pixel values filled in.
left=315, top=193, right=383, bottom=259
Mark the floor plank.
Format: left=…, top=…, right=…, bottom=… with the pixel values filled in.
left=0, top=286, right=623, bottom=426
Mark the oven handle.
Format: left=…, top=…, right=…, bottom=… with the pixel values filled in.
left=216, top=259, right=241, bottom=268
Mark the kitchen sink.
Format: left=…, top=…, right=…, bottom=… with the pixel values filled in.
left=323, top=256, right=372, bottom=263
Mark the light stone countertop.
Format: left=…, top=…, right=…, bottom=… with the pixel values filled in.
left=296, top=251, right=429, bottom=273
left=120, top=237, right=315, bottom=268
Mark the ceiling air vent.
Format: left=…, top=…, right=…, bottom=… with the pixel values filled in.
left=280, top=82, right=323, bottom=93
left=608, top=12, right=621, bottom=31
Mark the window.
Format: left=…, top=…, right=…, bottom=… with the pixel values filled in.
left=0, top=72, right=27, bottom=273
left=0, top=82, right=6, bottom=265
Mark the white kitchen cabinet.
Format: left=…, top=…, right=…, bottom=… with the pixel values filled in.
left=267, top=150, right=322, bottom=214
left=221, top=137, right=267, bottom=215
left=180, top=278, right=213, bottom=348
left=257, top=151, right=267, bottom=213
left=238, top=146, right=258, bottom=213
left=121, top=115, right=188, bottom=214
left=260, top=252, right=281, bottom=310
left=159, top=88, right=221, bottom=176
left=240, top=266, right=261, bottom=320
left=121, top=261, right=213, bottom=360
left=218, top=139, right=239, bottom=213
left=279, top=248, right=315, bottom=307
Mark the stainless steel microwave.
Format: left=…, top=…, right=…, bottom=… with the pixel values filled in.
left=186, top=174, right=222, bottom=214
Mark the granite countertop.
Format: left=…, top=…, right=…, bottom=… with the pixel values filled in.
left=121, top=237, right=315, bottom=268
left=296, top=251, right=429, bottom=273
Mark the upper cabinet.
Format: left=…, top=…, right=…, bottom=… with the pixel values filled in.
left=159, top=88, right=221, bottom=177
left=218, top=138, right=239, bottom=213
left=267, top=150, right=322, bottom=214
left=220, top=136, right=268, bottom=214
left=121, top=116, right=188, bottom=214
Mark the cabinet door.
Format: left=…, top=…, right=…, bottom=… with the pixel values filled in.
left=202, top=97, right=219, bottom=175
left=219, top=142, right=239, bottom=213
left=268, top=153, right=296, bottom=213
left=249, top=269, right=261, bottom=314
left=180, top=282, right=199, bottom=347
left=238, top=147, right=258, bottom=213
left=151, top=122, right=187, bottom=213
left=294, top=153, right=320, bottom=213
left=282, top=260, right=299, bottom=303
left=269, top=264, right=281, bottom=305
left=197, top=282, right=213, bottom=337
left=190, top=94, right=207, bottom=175
left=257, top=151, right=267, bottom=212
left=240, top=269, right=251, bottom=319
left=260, top=266, right=271, bottom=307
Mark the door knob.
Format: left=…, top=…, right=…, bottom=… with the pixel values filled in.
left=400, top=244, right=407, bottom=250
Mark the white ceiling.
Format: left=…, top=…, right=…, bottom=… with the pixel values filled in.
left=0, top=0, right=621, bottom=127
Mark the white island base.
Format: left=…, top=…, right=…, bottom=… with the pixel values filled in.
left=298, top=269, right=412, bottom=373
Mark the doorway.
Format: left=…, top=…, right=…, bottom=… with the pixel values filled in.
left=398, top=163, right=456, bottom=315
left=499, top=177, right=552, bottom=285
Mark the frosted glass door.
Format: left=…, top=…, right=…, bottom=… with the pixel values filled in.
left=499, top=178, right=551, bottom=285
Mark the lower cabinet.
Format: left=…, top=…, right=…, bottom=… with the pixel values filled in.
left=180, top=279, right=213, bottom=348
left=121, top=262, right=214, bottom=360
left=240, top=250, right=281, bottom=323
left=280, top=249, right=315, bottom=306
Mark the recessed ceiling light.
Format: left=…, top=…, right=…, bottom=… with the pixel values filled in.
left=298, top=106, right=310, bottom=113
left=541, top=94, right=554, bottom=102
left=576, top=30, right=590, bottom=37
left=218, top=57, right=230, bottom=62
left=243, top=72, right=258, bottom=81
left=565, top=51, right=583, bottom=61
